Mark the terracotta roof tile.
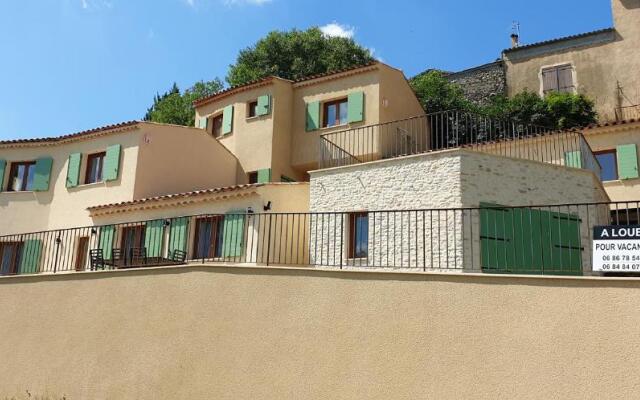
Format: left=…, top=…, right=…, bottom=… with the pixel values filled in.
left=87, top=183, right=266, bottom=211
left=192, top=62, right=380, bottom=108
left=583, top=118, right=640, bottom=131
left=0, top=121, right=139, bottom=146
left=503, top=28, right=615, bottom=53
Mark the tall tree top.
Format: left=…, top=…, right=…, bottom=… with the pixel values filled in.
left=226, top=27, right=374, bottom=87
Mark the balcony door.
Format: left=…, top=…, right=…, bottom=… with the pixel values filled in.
left=193, top=217, right=224, bottom=260
left=0, top=242, right=23, bottom=275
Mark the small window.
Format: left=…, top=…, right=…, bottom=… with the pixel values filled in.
left=85, top=152, right=106, bottom=184
left=212, top=114, right=224, bottom=138
left=247, top=100, right=258, bottom=118
left=595, top=150, right=618, bottom=181
left=8, top=161, right=36, bottom=191
left=248, top=171, right=258, bottom=184
left=323, top=98, right=348, bottom=128
left=348, top=212, right=369, bottom=259
left=542, top=64, right=575, bottom=95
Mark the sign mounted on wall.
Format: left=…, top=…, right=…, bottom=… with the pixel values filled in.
left=593, top=225, right=640, bottom=272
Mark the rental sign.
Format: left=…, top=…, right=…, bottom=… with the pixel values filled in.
left=593, top=225, right=640, bottom=272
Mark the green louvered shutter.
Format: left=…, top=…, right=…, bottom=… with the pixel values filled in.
left=0, top=160, right=5, bottom=191
left=564, top=151, right=582, bottom=168
left=257, top=168, right=271, bottom=183
left=222, top=105, right=234, bottom=135
left=480, top=204, right=515, bottom=273
left=32, top=157, right=53, bottom=191
left=222, top=211, right=245, bottom=258
left=197, top=117, right=208, bottom=130
left=257, top=95, right=271, bottom=116
left=19, top=239, right=42, bottom=274
left=347, top=91, right=364, bottom=123
left=104, top=144, right=121, bottom=181
left=66, top=153, right=82, bottom=188
left=99, top=225, right=115, bottom=259
left=306, top=101, right=320, bottom=131
left=169, top=217, right=189, bottom=253
left=144, top=220, right=164, bottom=257
left=617, top=144, right=639, bottom=180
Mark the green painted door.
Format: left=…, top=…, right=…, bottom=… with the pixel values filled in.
left=99, top=225, right=115, bottom=259
left=168, top=217, right=189, bottom=254
left=19, top=239, right=42, bottom=274
left=480, top=205, right=582, bottom=275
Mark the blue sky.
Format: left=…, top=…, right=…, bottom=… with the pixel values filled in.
left=0, top=0, right=612, bottom=140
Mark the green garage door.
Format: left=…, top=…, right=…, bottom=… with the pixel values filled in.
left=480, top=204, right=582, bottom=276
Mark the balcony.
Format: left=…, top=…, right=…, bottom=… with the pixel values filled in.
left=318, top=110, right=601, bottom=178
left=615, top=105, right=640, bottom=121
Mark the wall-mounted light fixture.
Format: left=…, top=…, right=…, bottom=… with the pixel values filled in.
left=246, top=206, right=254, bottom=214
left=263, top=201, right=272, bottom=211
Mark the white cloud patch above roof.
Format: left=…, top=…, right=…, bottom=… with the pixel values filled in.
left=320, top=22, right=355, bottom=39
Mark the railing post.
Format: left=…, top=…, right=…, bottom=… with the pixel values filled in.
left=53, top=235, right=61, bottom=273
left=266, top=214, right=272, bottom=266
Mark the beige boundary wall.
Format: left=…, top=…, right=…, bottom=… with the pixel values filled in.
left=1, top=265, right=640, bottom=399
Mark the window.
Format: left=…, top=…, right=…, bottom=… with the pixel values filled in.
left=85, top=152, right=106, bottom=184
left=193, top=216, right=224, bottom=259
left=0, top=241, right=23, bottom=275
left=212, top=114, right=224, bottom=138
left=8, top=161, right=36, bottom=191
left=120, top=225, right=146, bottom=254
left=323, top=98, right=348, bottom=128
left=542, top=64, right=575, bottom=95
left=247, top=100, right=258, bottom=118
left=348, top=212, right=369, bottom=259
left=595, top=150, right=618, bottom=181
left=248, top=171, right=258, bottom=184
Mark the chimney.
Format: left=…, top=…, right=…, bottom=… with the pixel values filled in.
left=510, top=33, right=520, bottom=48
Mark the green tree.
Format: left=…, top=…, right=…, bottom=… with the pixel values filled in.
left=144, top=79, right=224, bottom=126
left=409, top=70, right=473, bottom=113
left=226, top=28, right=374, bottom=87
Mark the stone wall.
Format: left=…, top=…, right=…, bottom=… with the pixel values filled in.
left=445, top=61, right=506, bottom=106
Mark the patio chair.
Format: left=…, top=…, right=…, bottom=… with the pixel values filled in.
left=130, top=247, right=148, bottom=265
left=89, top=249, right=106, bottom=271
left=111, top=248, right=124, bottom=268
left=171, top=249, right=187, bottom=263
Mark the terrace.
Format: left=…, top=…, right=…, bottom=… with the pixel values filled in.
left=318, top=110, right=601, bottom=178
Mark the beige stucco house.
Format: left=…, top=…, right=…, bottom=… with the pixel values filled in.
left=193, top=62, right=424, bottom=182
left=503, top=0, right=640, bottom=122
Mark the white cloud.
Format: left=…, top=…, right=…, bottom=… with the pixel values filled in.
left=79, top=0, right=113, bottom=9
left=320, top=22, right=355, bottom=39
left=183, top=0, right=195, bottom=6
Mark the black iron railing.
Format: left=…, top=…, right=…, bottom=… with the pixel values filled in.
left=319, top=110, right=601, bottom=178
left=1, top=201, right=639, bottom=277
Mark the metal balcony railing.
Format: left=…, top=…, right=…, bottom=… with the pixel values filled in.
left=0, top=201, right=638, bottom=277
left=318, top=110, right=601, bottom=178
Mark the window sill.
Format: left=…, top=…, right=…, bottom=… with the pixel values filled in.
left=1, top=190, right=37, bottom=194
left=246, top=114, right=270, bottom=121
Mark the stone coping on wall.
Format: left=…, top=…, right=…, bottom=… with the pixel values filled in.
left=1, top=262, right=639, bottom=285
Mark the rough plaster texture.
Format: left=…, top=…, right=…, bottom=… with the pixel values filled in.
left=309, top=150, right=609, bottom=271
left=1, top=265, right=640, bottom=399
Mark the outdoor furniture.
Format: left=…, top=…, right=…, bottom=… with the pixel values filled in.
left=89, top=249, right=106, bottom=271
left=129, top=247, right=147, bottom=265
left=171, top=250, right=187, bottom=263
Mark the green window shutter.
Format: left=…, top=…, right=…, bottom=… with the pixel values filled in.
left=347, top=91, right=364, bottom=123
left=306, top=101, right=320, bottom=131
left=104, top=144, right=122, bottom=181
left=99, top=225, right=115, bottom=259
left=0, top=160, right=5, bottom=191
left=197, top=117, right=208, bottom=129
left=257, top=95, right=271, bottom=116
left=144, top=220, right=165, bottom=257
left=617, top=144, right=639, bottom=180
left=479, top=203, right=515, bottom=273
left=66, top=153, right=82, bottom=188
left=222, top=105, right=234, bottom=135
left=33, top=157, right=53, bottom=191
left=169, top=217, right=189, bottom=253
left=257, top=168, right=271, bottom=183
left=564, top=151, right=582, bottom=168
left=222, top=211, right=245, bottom=258
left=19, top=239, right=42, bottom=274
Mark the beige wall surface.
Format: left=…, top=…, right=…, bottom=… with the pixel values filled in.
left=584, top=123, right=640, bottom=202
left=133, top=123, right=240, bottom=199
left=504, top=0, right=640, bottom=121
left=1, top=266, right=640, bottom=399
